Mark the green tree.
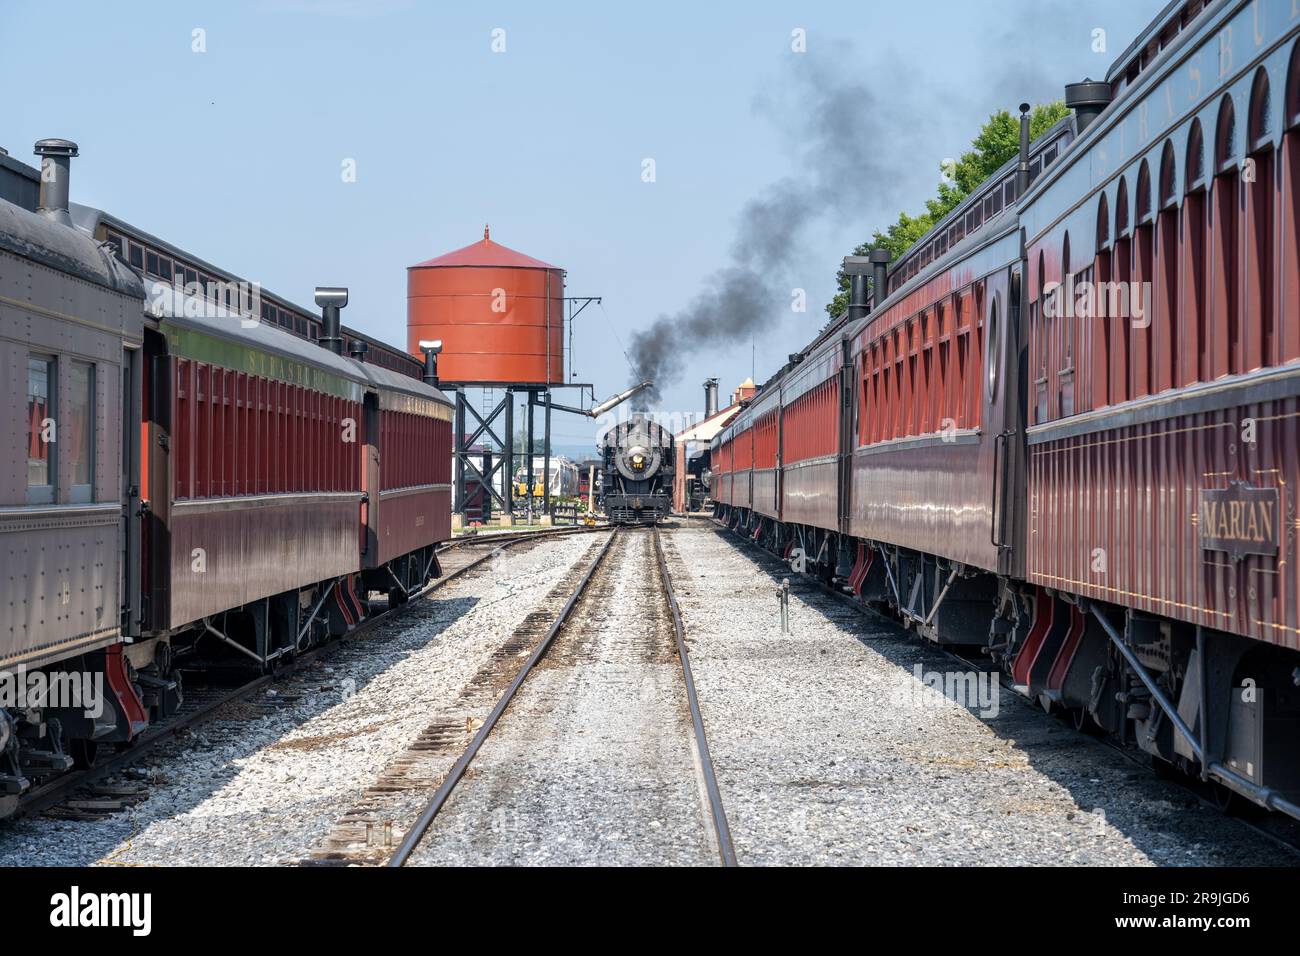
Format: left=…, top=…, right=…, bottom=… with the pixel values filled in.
left=826, top=102, right=1070, bottom=317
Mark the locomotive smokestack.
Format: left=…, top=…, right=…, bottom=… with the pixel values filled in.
left=1064, top=79, right=1111, bottom=134
left=1015, top=103, right=1032, bottom=197
left=870, top=248, right=891, bottom=310
left=314, top=286, right=348, bottom=355
left=704, top=377, right=719, bottom=418
left=33, top=138, right=78, bottom=227
left=420, top=339, right=443, bottom=386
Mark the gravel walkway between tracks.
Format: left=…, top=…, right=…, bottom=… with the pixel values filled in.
left=406, top=528, right=716, bottom=866
left=0, top=535, right=598, bottom=867
left=664, top=520, right=1296, bottom=866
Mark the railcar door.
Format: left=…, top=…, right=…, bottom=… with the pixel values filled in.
left=774, top=402, right=783, bottom=519
left=988, top=263, right=1028, bottom=580
left=361, top=391, right=379, bottom=559
left=120, top=344, right=142, bottom=638
left=141, top=328, right=172, bottom=633
left=836, top=331, right=854, bottom=536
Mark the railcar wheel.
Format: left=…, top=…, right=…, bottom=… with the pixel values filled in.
left=69, top=738, right=99, bottom=770
left=1206, top=779, right=1264, bottom=819
left=1071, top=707, right=1103, bottom=735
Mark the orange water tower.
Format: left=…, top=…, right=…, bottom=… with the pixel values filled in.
left=407, top=226, right=565, bottom=385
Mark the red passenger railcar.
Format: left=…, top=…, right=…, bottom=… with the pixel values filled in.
left=713, top=429, right=733, bottom=508
left=155, top=317, right=366, bottom=636
left=143, top=310, right=453, bottom=664
left=362, top=363, right=453, bottom=602
left=726, top=415, right=754, bottom=513
left=711, top=0, right=1300, bottom=818
left=1014, top=0, right=1300, bottom=800
left=779, top=342, right=842, bottom=533
left=750, top=388, right=782, bottom=521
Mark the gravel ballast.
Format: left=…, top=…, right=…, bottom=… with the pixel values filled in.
left=664, top=520, right=1296, bottom=866
left=4, top=520, right=1294, bottom=867
left=406, top=528, right=715, bottom=866
left=0, top=534, right=600, bottom=867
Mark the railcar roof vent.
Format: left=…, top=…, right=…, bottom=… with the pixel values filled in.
left=314, top=286, right=348, bottom=355
left=1065, top=79, right=1112, bottom=134
left=869, top=248, right=891, bottom=309
left=845, top=258, right=870, bottom=321
left=33, top=138, right=78, bottom=227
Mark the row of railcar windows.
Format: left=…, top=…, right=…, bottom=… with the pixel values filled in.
left=1032, top=63, right=1300, bottom=424
left=888, top=137, right=1062, bottom=293
left=782, top=378, right=839, bottom=464
left=172, top=358, right=362, bottom=499
left=105, top=232, right=424, bottom=380
left=752, top=409, right=779, bottom=470
left=105, top=229, right=320, bottom=338
left=378, top=411, right=451, bottom=490
left=859, top=286, right=985, bottom=446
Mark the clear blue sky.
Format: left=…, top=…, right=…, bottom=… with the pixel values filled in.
left=1, top=0, right=1160, bottom=452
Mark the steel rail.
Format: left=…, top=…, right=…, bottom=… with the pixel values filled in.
left=653, top=527, right=738, bottom=867
left=438, top=524, right=601, bottom=552
left=387, top=529, right=620, bottom=866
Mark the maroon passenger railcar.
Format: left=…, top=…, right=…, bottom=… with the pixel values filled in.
left=362, top=362, right=453, bottom=600
left=712, top=0, right=1300, bottom=818
left=141, top=308, right=453, bottom=666
left=1016, top=0, right=1300, bottom=802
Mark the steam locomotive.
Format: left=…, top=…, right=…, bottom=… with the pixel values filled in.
left=599, top=413, right=674, bottom=524
left=714, top=0, right=1300, bottom=819
left=0, top=139, right=451, bottom=813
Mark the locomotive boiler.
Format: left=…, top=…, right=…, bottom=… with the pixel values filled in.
left=599, top=413, right=674, bottom=524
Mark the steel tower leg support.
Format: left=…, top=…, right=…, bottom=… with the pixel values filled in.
left=503, top=391, right=514, bottom=519
left=453, top=390, right=467, bottom=515
left=525, top=391, right=535, bottom=520
left=543, top=389, right=552, bottom=517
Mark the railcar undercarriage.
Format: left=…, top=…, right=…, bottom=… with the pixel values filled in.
left=715, top=501, right=1300, bottom=821
left=0, top=543, right=441, bottom=817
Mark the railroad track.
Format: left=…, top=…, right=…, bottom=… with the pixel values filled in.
left=360, top=524, right=735, bottom=867
left=709, top=516, right=1300, bottom=861
left=14, top=524, right=603, bottom=821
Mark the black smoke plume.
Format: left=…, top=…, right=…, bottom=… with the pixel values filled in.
left=629, top=45, right=920, bottom=405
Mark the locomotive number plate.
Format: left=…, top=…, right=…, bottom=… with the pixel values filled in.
left=1199, top=481, right=1280, bottom=560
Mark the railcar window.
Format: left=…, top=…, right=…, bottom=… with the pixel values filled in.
left=987, top=296, right=1000, bottom=402
left=67, top=361, right=94, bottom=503
left=26, top=355, right=56, bottom=504
left=128, top=242, right=143, bottom=270
left=158, top=257, right=173, bottom=281
left=145, top=251, right=159, bottom=276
